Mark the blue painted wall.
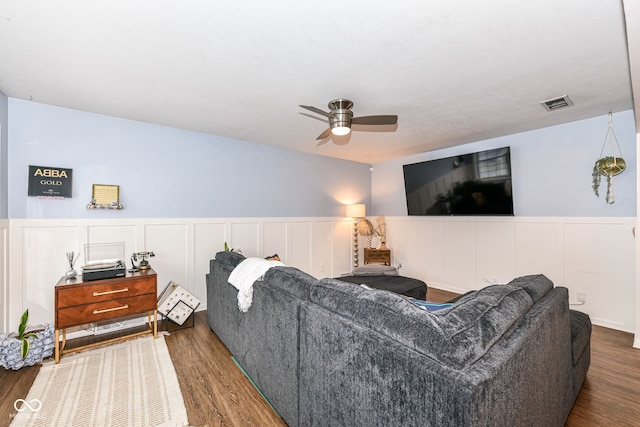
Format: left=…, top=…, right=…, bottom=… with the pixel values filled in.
left=372, top=110, right=637, bottom=217
left=8, top=99, right=371, bottom=219
left=8, top=99, right=637, bottom=219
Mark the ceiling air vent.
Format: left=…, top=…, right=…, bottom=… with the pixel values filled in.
left=540, top=95, right=574, bottom=111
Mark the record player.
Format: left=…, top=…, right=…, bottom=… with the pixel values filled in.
left=82, top=242, right=127, bottom=281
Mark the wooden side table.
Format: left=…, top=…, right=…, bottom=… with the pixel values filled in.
left=364, top=248, right=391, bottom=265
left=54, top=268, right=158, bottom=363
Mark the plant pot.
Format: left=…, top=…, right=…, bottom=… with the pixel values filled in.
left=0, top=323, right=55, bottom=370
left=595, top=156, right=626, bottom=177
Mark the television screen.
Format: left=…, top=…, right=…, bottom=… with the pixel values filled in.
left=403, top=147, right=514, bottom=216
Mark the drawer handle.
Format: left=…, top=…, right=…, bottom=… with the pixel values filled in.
left=93, top=287, right=129, bottom=296
left=93, top=305, right=129, bottom=314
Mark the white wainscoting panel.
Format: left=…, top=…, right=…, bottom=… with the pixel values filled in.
left=3, top=216, right=637, bottom=334
left=22, top=225, right=82, bottom=326
left=4, top=217, right=352, bottom=333
left=514, top=222, right=559, bottom=282
left=87, top=224, right=139, bottom=264
left=312, top=221, right=334, bottom=279
left=563, top=221, right=635, bottom=331
left=444, top=221, right=478, bottom=291
left=386, top=220, right=419, bottom=278
left=194, top=222, right=227, bottom=307
left=0, top=220, right=8, bottom=333
left=385, top=216, right=637, bottom=333
left=476, top=221, right=516, bottom=286
left=230, top=222, right=260, bottom=256
left=262, top=222, right=288, bottom=262
left=417, top=221, right=446, bottom=287
left=288, top=221, right=312, bottom=274
left=145, top=223, right=190, bottom=300
left=333, top=219, right=353, bottom=277
left=636, top=217, right=640, bottom=349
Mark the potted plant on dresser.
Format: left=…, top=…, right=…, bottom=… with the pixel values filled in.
left=0, top=309, right=55, bottom=370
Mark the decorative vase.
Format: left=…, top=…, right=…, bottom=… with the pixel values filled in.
left=65, top=251, right=79, bottom=279
left=0, top=324, right=55, bottom=370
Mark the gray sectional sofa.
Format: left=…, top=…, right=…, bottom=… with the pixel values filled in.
left=206, top=251, right=591, bottom=427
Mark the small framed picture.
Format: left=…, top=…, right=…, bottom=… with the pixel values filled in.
left=92, top=184, right=120, bottom=206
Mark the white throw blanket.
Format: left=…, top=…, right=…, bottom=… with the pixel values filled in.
left=228, top=257, right=284, bottom=312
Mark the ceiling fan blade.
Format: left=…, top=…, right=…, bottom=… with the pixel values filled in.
left=300, top=105, right=332, bottom=118
left=316, top=128, right=332, bottom=140
left=352, top=115, right=398, bottom=126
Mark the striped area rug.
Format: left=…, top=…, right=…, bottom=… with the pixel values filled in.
left=10, top=335, right=188, bottom=427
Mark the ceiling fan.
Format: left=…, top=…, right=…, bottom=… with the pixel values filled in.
left=300, top=99, right=398, bottom=140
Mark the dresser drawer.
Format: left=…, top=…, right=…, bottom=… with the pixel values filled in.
left=56, top=293, right=157, bottom=329
left=364, top=248, right=391, bottom=265
left=57, top=276, right=156, bottom=308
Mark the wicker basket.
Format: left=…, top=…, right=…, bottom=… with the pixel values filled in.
left=0, top=323, right=55, bottom=370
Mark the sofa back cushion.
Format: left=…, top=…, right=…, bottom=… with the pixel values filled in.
left=213, top=251, right=246, bottom=270
left=313, top=278, right=536, bottom=369
left=505, top=274, right=553, bottom=302
left=260, top=266, right=317, bottom=301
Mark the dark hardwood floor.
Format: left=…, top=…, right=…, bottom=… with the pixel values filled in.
left=1, top=287, right=639, bottom=426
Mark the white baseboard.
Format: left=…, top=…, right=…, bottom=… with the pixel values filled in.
left=588, top=316, right=634, bottom=334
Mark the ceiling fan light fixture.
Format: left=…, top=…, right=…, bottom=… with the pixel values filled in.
left=329, top=108, right=353, bottom=136
left=300, top=98, right=397, bottom=140
left=331, top=126, right=351, bottom=136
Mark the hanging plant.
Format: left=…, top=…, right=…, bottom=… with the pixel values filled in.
left=591, top=164, right=601, bottom=197
left=592, top=112, right=626, bottom=205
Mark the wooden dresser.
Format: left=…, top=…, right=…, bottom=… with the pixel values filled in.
left=54, top=268, right=157, bottom=363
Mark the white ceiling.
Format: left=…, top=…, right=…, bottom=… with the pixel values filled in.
left=0, top=0, right=635, bottom=164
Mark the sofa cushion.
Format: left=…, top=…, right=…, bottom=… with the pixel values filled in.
left=261, top=266, right=316, bottom=301
left=313, top=279, right=534, bottom=370
left=410, top=300, right=453, bottom=312
left=506, top=274, right=553, bottom=303
left=214, top=251, right=246, bottom=269
left=351, top=264, right=398, bottom=276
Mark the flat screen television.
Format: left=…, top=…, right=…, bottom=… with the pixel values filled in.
left=403, top=147, right=514, bottom=216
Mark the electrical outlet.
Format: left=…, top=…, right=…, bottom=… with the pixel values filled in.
left=320, top=264, right=325, bottom=273
left=577, top=292, right=587, bottom=303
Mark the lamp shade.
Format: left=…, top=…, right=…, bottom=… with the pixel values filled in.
left=346, top=203, right=366, bottom=218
